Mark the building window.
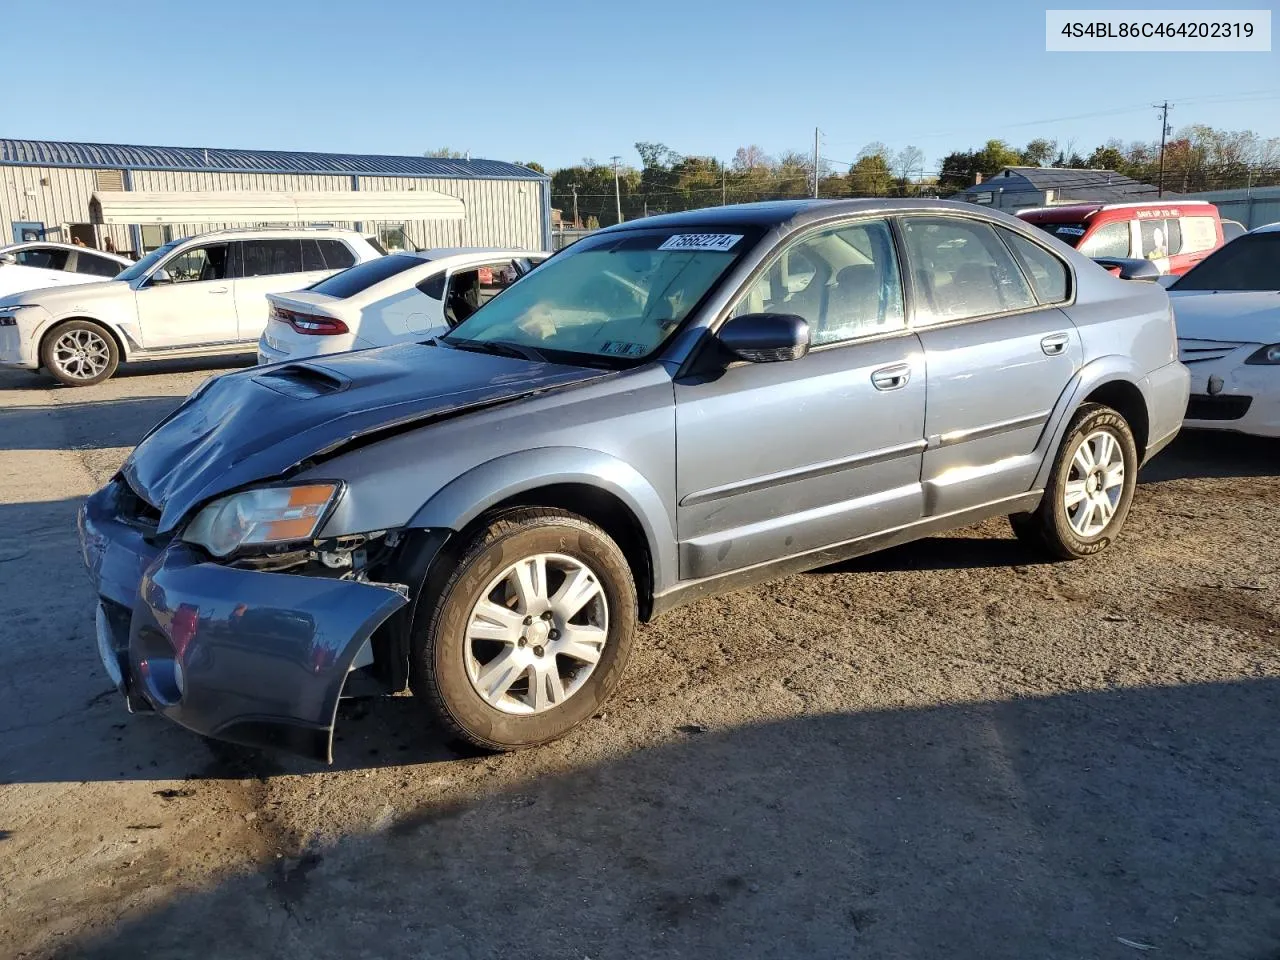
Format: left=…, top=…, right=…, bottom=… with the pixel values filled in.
left=140, top=224, right=173, bottom=253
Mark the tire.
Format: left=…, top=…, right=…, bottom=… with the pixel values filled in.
left=1011, top=403, right=1139, bottom=560
left=40, top=320, right=119, bottom=386
left=411, top=507, right=637, bottom=751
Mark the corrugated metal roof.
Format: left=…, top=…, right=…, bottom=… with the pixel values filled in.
left=953, top=166, right=1167, bottom=202
left=0, top=138, right=547, bottom=181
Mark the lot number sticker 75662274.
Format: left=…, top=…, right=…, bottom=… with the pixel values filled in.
left=658, top=234, right=743, bottom=252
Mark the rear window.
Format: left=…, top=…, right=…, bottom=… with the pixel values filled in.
left=1034, top=222, right=1088, bottom=247
left=308, top=254, right=422, bottom=299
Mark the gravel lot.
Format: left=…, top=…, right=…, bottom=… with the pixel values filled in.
left=1, top=357, right=1278, bottom=960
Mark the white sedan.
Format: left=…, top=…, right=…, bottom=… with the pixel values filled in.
left=258, top=247, right=550, bottom=364
left=1170, top=223, right=1280, bottom=437
left=0, top=242, right=131, bottom=298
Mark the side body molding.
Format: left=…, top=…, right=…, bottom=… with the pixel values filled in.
left=409, top=446, right=679, bottom=596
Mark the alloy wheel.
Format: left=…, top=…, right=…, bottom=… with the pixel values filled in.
left=464, top=553, right=609, bottom=715
left=1064, top=428, right=1125, bottom=538
left=52, top=329, right=111, bottom=381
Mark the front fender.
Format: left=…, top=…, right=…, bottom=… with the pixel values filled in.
left=1032, top=355, right=1148, bottom=489
left=408, top=446, right=679, bottom=595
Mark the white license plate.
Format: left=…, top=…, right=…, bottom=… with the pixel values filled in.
left=95, top=604, right=125, bottom=690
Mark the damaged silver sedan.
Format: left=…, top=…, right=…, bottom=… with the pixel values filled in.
left=79, top=199, right=1187, bottom=761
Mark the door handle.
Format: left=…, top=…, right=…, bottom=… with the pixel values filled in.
left=1040, top=332, right=1070, bottom=356
left=871, top=363, right=911, bottom=391
left=209, top=286, right=229, bottom=294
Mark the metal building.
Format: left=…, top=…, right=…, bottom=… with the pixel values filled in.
left=0, top=139, right=550, bottom=257
left=1183, top=185, right=1280, bottom=230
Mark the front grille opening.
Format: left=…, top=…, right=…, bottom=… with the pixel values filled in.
left=1186, top=395, right=1252, bottom=421
left=118, top=478, right=161, bottom=528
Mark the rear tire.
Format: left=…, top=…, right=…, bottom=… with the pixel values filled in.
left=411, top=508, right=637, bottom=751
left=1011, top=403, right=1138, bottom=560
left=40, top=320, right=119, bottom=386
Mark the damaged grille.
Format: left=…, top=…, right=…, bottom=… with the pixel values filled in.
left=116, top=476, right=161, bottom=530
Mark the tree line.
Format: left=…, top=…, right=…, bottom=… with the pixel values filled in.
left=433, top=125, right=1280, bottom=227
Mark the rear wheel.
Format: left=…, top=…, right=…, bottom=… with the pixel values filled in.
left=1011, top=403, right=1138, bottom=560
left=40, top=320, right=119, bottom=386
left=411, top=508, right=637, bottom=751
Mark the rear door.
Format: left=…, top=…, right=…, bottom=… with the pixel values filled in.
left=898, top=215, right=1081, bottom=515
left=134, top=242, right=238, bottom=348
left=674, top=217, right=927, bottom=580
left=231, top=239, right=331, bottom=340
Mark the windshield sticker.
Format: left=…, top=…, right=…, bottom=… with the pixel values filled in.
left=600, top=341, right=648, bottom=357
left=658, top=233, right=743, bottom=252
left=1054, top=226, right=1086, bottom=236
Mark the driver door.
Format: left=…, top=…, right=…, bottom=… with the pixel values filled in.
left=135, top=243, right=238, bottom=349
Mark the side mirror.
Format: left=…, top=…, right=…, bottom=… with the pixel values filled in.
left=1092, top=257, right=1161, bottom=281
left=718, top=312, right=810, bottom=363
left=148, top=268, right=173, bottom=285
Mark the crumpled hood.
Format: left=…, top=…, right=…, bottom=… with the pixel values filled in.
left=1170, top=289, right=1280, bottom=344
left=123, top=342, right=610, bottom=532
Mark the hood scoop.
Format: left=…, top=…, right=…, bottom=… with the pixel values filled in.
left=254, top=363, right=349, bottom=399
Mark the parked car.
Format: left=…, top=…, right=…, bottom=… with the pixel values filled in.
left=1018, top=201, right=1224, bottom=276
left=0, top=241, right=131, bottom=298
left=79, top=199, right=1188, bottom=761
left=258, top=248, right=550, bottom=364
left=0, top=228, right=382, bottom=386
left=1168, top=223, right=1280, bottom=436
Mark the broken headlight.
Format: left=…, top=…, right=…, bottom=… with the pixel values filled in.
left=183, top=484, right=341, bottom=557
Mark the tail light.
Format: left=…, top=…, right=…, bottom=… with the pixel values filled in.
left=271, top=305, right=349, bottom=336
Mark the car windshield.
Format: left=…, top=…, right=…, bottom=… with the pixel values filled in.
left=441, top=229, right=755, bottom=366
left=1032, top=222, right=1088, bottom=247
left=1170, top=232, right=1280, bottom=291
left=115, top=239, right=188, bottom=281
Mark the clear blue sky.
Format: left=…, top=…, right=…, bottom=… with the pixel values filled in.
left=6, top=0, right=1277, bottom=172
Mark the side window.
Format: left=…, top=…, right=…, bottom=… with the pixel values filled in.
left=1139, top=219, right=1172, bottom=260
left=75, top=252, right=125, bottom=278
left=1181, top=216, right=1218, bottom=254
left=239, top=239, right=304, bottom=278
left=417, top=272, right=446, bottom=300
left=999, top=229, right=1069, bottom=304
left=1164, top=218, right=1182, bottom=255
left=318, top=240, right=356, bottom=269
left=1079, top=221, right=1131, bottom=259
left=444, top=269, right=481, bottom=325
left=14, top=248, right=69, bottom=270
left=898, top=217, right=1036, bottom=325
left=476, top=261, right=521, bottom=305
left=730, top=218, right=905, bottom=346
left=301, top=239, right=327, bottom=272
left=162, top=244, right=230, bottom=283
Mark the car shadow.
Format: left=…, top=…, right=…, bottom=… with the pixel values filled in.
left=811, top=527, right=1039, bottom=575
left=0, top=395, right=186, bottom=450
left=55, top=677, right=1280, bottom=960
left=0, top=354, right=252, bottom=392
left=1141, top=429, right=1279, bottom=483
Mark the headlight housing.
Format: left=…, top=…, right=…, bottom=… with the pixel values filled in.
left=183, top=484, right=341, bottom=557
left=0, top=304, right=41, bottom=327
left=1244, top=344, right=1280, bottom=365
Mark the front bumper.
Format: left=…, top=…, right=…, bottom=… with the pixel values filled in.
left=0, top=322, right=37, bottom=368
left=1183, top=358, right=1280, bottom=438
left=78, top=479, right=408, bottom=762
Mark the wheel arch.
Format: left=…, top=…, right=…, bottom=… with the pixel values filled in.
left=408, top=447, right=678, bottom=621
left=37, top=315, right=128, bottom=368
left=1034, top=356, right=1151, bottom=490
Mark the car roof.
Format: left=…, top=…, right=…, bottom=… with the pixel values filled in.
left=1018, top=200, right=1218, bottom=222
left=180, top=227, right=369, bottom=242
left=0, top=240, right=132, bottom=262
left=593, top=198, right=1021, bottom=235
left=416, top=246, right=550, bottom=260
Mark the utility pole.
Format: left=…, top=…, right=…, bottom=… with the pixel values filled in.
left=1154, top=101, right=1172, bottom=198
left=610, top=156, right=623, bottom=224
left=812, top=127, right=821, bottom=198
left=569, top=183, right=580, bottom=228
left=721, top=162, right=727, bottom=206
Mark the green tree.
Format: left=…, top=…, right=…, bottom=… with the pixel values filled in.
left=1022, top=138, right=1057, bottom=166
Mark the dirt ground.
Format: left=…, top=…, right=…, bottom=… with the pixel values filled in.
left=1, top=356, right=1277, bottom=960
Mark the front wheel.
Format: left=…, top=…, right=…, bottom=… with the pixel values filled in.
left=412, top=508, right=637, bottom=751
left=40, top=320, right=119, bottom=386
left=1011, top=403, right=1139, bottom=560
